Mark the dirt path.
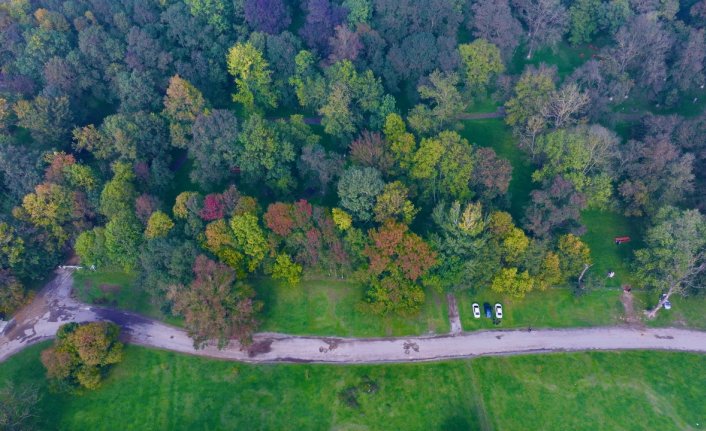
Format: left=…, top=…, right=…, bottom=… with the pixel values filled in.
left=447, top=294, right=462, bottom=335
left=4, top=271, right=706, bottom=364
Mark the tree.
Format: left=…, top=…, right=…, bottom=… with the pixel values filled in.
left=0, top=270, right=27, bottom=318
left=532, top=125, right=618, bottom=208
left=189, top=110, right=239, bottom=188
left=540, top=83, right=589, bottom=129
left=163, top=75, right=207, bottom=149
left=226, top=42, right=278, bottom=113
left=230, top=213, right=269, bottom=273
left=568, top=0, right=602, bottom=45
left=635, top=207, right=706, bottom=318
left=299, top=0, right=348, bottom=55
left=74, top=228, right=108, bottom=269
left=557, top=233, right=592, bottom=283
left=13, top=96, right=72, bottom=147
left=524, top=176, right=587, bottom=237
left=411, top=131, right=474, bottom=202
left=298, top=143, right=344, bottom=194
left=99, top=163, right=137, bottom=219
left=512, top=0, right=569, bottom=59
left=408, top=70, right=464, bottom=134
left=41, top=322, right=123, bottom=390
left=271, top=253, right=303, bottom=287
left=363, top=221, right=437, bottom=315
left=145, top=212, right=175, bottom=239
left=184, top=0, right=232, bottom=32
left=332, top=208, right=353, bottom=231
left=236, top=115, right=296, bottom=192
left=671, top=28, right=706, bottom=93
left=505, top=66, right=556, bottom=153
left=244, top=0, right=291, bottom=34
left=470, top=147, right=512, bottom=203
left=470, top=0, right=523, bottom=60
left=491, top=267, right=535, bottom=298
left=0, top=382, right=41, bottom=431
left=348, top=131, right=394, bottom=174
left=104, top=212, right=143, bottom=271
left=618, top=137, right=694, bottom=216
left=168, top=255, right=262, bottom=348
left=337, top=167, right=385, bottom=222
left=373, top=181, right=417, bottom=224
left=327, top=25, right=363, bottom=64
left=458, top=40, right=505, bottom=96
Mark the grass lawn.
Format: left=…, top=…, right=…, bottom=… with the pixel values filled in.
left=461, top=119, right=534, bottom=220
left=580, top=210, right=643, bottom=288
left=473, top=350, right=706, bottom=431
left=73, top=269, right=182, bottom=326
left=509, top=41, right=597, bottom=79
left=257, top=278, right=449, bottom=337
left=3, top=344, right=706, bottom=430
left=644, top=293, right=706, bottom=331
left=457, top=287, right=624, bottom=331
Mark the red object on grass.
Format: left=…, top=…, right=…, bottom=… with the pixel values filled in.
left=614, top=236, right=631, bottom=244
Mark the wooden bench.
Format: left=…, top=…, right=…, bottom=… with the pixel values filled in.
left=614, top=236, right=631, bottom=244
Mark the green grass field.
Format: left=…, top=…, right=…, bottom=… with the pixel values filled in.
left=457, top=287, right=624, bottom=331
left=257, top=278, right=449, bottom=336
left=3, top=343, right=705, bottom=430
left=580, top=210, right=643, bottom=288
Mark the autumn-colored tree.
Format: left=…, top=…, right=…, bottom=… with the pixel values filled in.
left=173, top=192, right=201, bottom=219
left=332, top=208, right=352, bottom=231
left=163, top=75, right=207, bottom=148
left=362, top=221, right=436, bottom=315
left=264, top=202, right=295, bottom=236
left=557, top=233, right=592, bottom=282
left=200, top=193, right=226, bottom=221
left=168, top=255, right=261, bottom=349
left=41, top=322, right=123, bottom=390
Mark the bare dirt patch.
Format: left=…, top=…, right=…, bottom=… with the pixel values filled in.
left=620, top=290, right=642, bottom=327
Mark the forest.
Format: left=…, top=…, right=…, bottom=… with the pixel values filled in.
left=1, top=0, right=706, bottom=351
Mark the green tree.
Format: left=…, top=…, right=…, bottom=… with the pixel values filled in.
left=185, top=0, right=232, bottom=32
left=230, top=213, right=269, bottom=273
left=411, top=131, right=474, bottom=202
left=533, top=126, right=619, bottom=208
left=13, top=95, right=72, bottom=147
left=458, top=40, right=505, bottom=95
left=337, top=167, right=385, bottom=222
left=99, top=163, right=137, bottom=219
left=408, top=71, right=464, bottom=134
left=505, top=66, right=556, bottom=152
left=104, top=212, right=143, bottom=271
left=236, top=115, right=296, bottom=192
left=557, top=233, right=592, bottom=283
left=227, top=42, right=278, bottom=113
left=635, top=207, right=706, bottom=318
left=271, top=253, right=303, bottom=287
left=145, top=211, right=175, bottom=239
left=490, top=267, right=535, bottom=298
left=373, top=181, right=417, bottom=224
left=568, top=0, right=602, bottom=45
left=74, top=228, right=108, bottom=268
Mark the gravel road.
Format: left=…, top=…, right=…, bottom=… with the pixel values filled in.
left=3, top=270, right=706, bottom=364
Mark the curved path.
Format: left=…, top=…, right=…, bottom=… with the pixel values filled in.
left=3, top=270, right=706, bottom=364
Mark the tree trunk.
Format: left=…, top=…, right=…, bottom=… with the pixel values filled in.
left=577, top=263, right=592, bottom=289
left=646, top=286, right=675, bottom=319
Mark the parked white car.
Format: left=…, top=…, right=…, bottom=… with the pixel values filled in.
left=472, top=302, right=481, bottom=319
left=494, top=303, right=503, bottom=319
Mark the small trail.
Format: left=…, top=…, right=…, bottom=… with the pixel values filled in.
left=447, top=294, right=462, bottom=335
left=4, top=271, right=706, bottom=364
